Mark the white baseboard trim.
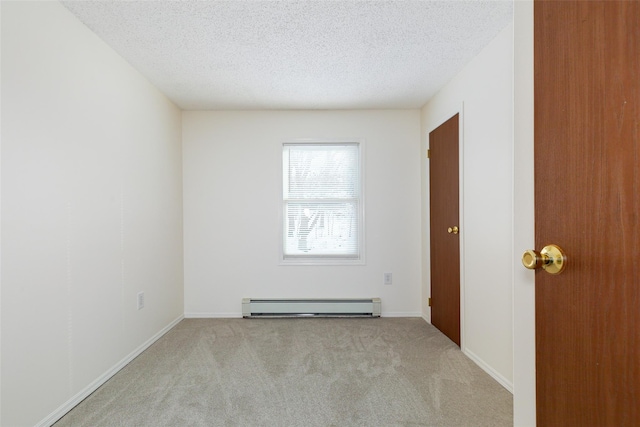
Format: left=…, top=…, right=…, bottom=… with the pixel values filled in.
left=184, top=312, right=243, bottom=318
left=417, top=317, right=512, bottom=393
left=463, top=347, right=514, bottom=393
left=37, top=314, right=184, bottom=427
left=184, top=311, right=422, bottom=318
left=381, top=311, right=423, bottom=318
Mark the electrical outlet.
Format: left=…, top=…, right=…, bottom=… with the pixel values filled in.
left=384, top=272, right=393, bottom=285
left=137, top=292, right=145, bottom=310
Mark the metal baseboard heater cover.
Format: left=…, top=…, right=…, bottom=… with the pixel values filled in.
left=242, top=298, right=381, bottom=318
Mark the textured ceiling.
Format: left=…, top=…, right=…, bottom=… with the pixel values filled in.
left=61, top=1, right=513, bottom=110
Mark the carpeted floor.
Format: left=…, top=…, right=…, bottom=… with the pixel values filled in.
left=54, top=318, right=512, bottom=426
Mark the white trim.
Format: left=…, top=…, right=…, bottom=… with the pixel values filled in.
left=458, top=102, right=466, bottom=353
left=512, top=1, right=537, bottom=425
left=463, top=347, right=514, bottom=393
left=184, top=311, right=422, bottom=318
left=184, top=312, right=243, bottom=318
left=418, top=316, right=513, bottom=392
left=278, top=138, right=366, bottom=266
left=380, top=312, right=423, bottom=318
left=36, top=315, right=184, bottom=427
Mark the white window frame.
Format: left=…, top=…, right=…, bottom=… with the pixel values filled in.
left=279, top=139, right=365, bottom=266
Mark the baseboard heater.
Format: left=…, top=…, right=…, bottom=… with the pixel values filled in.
left=242, top=298, right=381, bottom=318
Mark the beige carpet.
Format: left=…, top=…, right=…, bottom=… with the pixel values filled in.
left=54, top=318, right=512, bottom=426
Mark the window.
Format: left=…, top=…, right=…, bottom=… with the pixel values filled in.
left=282, top=141, right=363, bottom=264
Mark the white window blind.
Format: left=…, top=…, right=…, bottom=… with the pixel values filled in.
left=282, top=142, right=362, bottom=262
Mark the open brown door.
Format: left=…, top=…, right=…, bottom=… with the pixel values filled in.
left=533, top=1, right=639, bottom=425
left=429, top=114, right=460, bottom=346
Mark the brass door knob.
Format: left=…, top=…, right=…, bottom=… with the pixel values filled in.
left=522, top=244, right=566, bottom=275
left=447, top=226, right=459, bottom=235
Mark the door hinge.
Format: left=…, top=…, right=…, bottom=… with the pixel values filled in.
left=428, top=297, right=432, bottom=307
left=427, top=149, right=431, bottom=159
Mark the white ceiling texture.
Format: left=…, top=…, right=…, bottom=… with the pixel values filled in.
left=62, top=1, right=513, bottom=110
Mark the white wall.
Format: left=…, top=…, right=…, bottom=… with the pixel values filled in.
left=183, top=110, right=422, bottom=317
left=421, top=24, right=514, bottom=390
left=1, top=2, right=184, bottom=426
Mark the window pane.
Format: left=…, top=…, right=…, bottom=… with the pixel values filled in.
left=282, top=142, right=362, bottom=262
left=284, top=201, right=359, bottom=257
left=284, top=144, right=359, bottom=199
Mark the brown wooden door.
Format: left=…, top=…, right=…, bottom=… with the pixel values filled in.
left=534, top=1, right=639, bottom=425
left=429, top=114, right=460, bottom=346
